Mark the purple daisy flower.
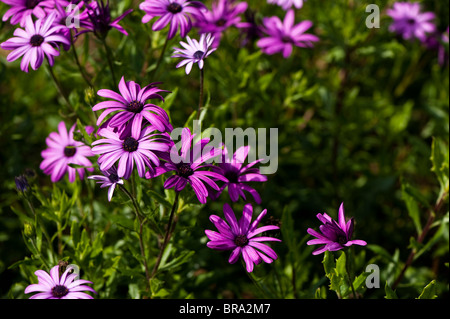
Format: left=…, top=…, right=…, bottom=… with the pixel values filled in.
left=93, top=76, right=172, bottom=135
left=87, top=165, right=123, bottom=202
left=194, top=0, right=248, bottom=48
left=139, top=0, right=205, bottom=40
left=24, top=264, right=96, bottom=299
left=1, top=0, right=59, bottom=27
left=40, top=121, right=94, bottom=183
left=0, top=12, right=71, bottom=72
left=77, top=0, right=133, bottom=38
left=145, top=127, right=227, bottom=204
left=386, top=2, right=436, bottom=42
left=172, top=33, right=216, bottom=74
left=267, top=0, right=304, bottom=10
left=211, top=145, right=267, bottom=204
left=91, top=124, right=170, bottom=180
left=257, top=9, right=318, bottom=58
left=206, top=203, right=281, bottom=273
left=306, top=202, right=367, bottom=255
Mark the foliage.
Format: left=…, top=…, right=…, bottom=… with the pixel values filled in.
left=0, top=0, right=448, bottom=300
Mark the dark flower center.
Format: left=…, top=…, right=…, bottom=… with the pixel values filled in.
left=167, top=2, right=182, bottom=14
left=337, top=233, right=348, bottom=245
left=64, top=146, right=77, bottom=157
left=216, top=18, right=227, bottom=27
left=127, top=100, right=144, bottom=113
left=108, top=172, right=120, bottom=183
left=26, top=0, right=41, bottom=9
left=407, top=18, right=416, bottom=25
left=30, top=34, right=44, bottom=47
left=193, top=50, right=204, bottom=59
left=281, top=35, right=292, bottom=43
left=234, top=234, right=248, bottom=247
left=122, top=137, right=139, bottom=152
left=51, top=285, right=69, bottom=298
left=177, top=163, right=194, bottom=178
left=224, top=170, right=239, bottom=183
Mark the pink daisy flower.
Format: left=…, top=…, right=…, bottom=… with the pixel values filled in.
left=40, top=121, right=94, bottom=183
left=24, top=264, right=96, bottom=299
left=0, top=12, right=71, bottom=72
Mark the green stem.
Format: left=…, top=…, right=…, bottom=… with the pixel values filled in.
left=57, top=221, right=63, bottom=256
left=243, top=261, right=269, bottom=298
left=101, top=38, right=117, bottom=85
left=152, top=36, right=169, bottom=80
left=344, top=250, right=357, bottom=299
left=45, top=62, right=74, bottom=113
left=70, top=31, right=94, bottom=88
left=23, top=193, right=52, bottom=249
left=119, top=184, right=150, bottom=290
left=197, top=67, right=204, bottom=120
left=151, top=191, right=180, bottom=278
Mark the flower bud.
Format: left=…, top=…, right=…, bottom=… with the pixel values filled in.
left=24, top=222, right=34, bottom=238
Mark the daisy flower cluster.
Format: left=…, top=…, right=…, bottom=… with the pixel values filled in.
left=6, top=0, right=447, bottom=300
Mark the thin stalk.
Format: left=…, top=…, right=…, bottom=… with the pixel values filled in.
left=101, top=38, right=117, bottom=85
left=243, top=261, right=270, bottom=298
left=45, top=62, right=74, bottom=112
left=119, top=184, right=150, bottom=289
left=151, top=191, right=180, bottom=277
left=344, top=250, right=357, bottom=299
left=22, top=192, right=52, bottom=249
left=70, top=32, right=94, bottom=88
left=197, top=67, right=204, bottom=120
left=152, top=36, right=169, bottom=80
left=57, top=221, right=63, bottom=256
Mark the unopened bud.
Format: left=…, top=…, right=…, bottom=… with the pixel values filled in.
left=84, top=87, right=96, bottom=106
left=15, top=175, right=29, bottom=193
left=24, top=222, right=34, bottom=238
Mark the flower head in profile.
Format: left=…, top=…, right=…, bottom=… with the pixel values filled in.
left=88, top=165, right=123, bottom=202
left=1, top=0, right=59, bottom=27
left=194, top=0, right=248, bottom=47
left=267, top=0, right=304, bottom=10
left=40, top=121, right=94, bottom=183
left=77, top=0, right=133, bottom=38
left=307, top=202, right=367, bottom=255
left=139, top=0, right=205, bottom=39
left=257, top=9, right=318, bottom=58
left=387, top=2, right=436, bottom=42
left=206, top=203, right=281, bottom=273
left=145, top=127, right=227, bottom=204
left=211, top=145, right=267, bottom=204
left=24, top=264, right=96, bottom=299
left=172, top=33, right=216, bottom=74
left=93, top=76, right=172, bottom=135
left=91, top=124, right=170, bottom=180
left=0, top=12, right=71, bottom=72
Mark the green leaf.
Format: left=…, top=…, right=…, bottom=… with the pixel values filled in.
left=322, top=251, right=336, bottom=277
left=431, top=137, right=449, bottom=192
left=353, top=271, right=370, bottom=291
left=159, top=250, right=195, bottom=272
left=401, top=183, right=422, bottom=235
left=385, top=282, right=398, bottom=299
left=335, top=251, right=347, bottom=277
left=147, top=190, right=172, bottom=209
left=417, top=280, right=437, bottom=299
left=163, top=87, right=178, bottom=111
left=389, top=100, right=413, bottom=133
